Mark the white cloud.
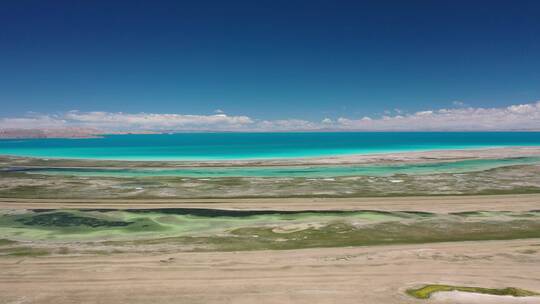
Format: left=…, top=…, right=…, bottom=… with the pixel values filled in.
left=335, top=101, right=540, bottom=131
left=1, top=101, right=540, bottom=132
left=507, top=103, right=536, bottom=114
left=255, top=119, right=318, bottom=131
left=415, top=110, right=433, bottom=116
left=63, top=111, right=253, bottom=130
left=322, top=118, right=333, bottom=124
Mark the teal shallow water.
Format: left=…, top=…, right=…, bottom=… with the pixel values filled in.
left=17, top=157, right=540, bottom=177
left=1, top=132, right=540, bottom=161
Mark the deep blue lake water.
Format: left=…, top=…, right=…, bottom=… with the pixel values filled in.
left=0, top=132, right=539, bottom=161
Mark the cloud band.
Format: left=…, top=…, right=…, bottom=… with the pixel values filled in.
left=1, top=101, right=539, bottom=132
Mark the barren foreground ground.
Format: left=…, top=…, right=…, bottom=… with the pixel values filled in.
left=0, top=238, right=539, bottom=304
left=1, top=195, right=540, bottom=304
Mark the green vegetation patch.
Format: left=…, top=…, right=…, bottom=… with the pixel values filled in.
left=15, top=211, right=133, bottom=228
left=216, top=220, right=540, bottom=251
left=406, top=284, right=540, bottom=299
left=116, top=219, right=540, bottom=252
left=3, top=209, right=540, bottom=250
left=0, top=246, right=49, bottom=257
left=0, top=239, right=17, bottom=246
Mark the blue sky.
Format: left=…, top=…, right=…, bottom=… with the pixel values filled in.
left=1, top=0, right=540, bottom=131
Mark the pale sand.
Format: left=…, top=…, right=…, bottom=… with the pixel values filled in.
left=0, top=239, right=539, bottom=304
left=1, top=193, right=539, bottom=212
left=252, top=146, right=540, bottom=166
left=431, top=291, right=540, bottom=304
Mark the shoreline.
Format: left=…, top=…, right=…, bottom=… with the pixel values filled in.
left=2, top=146, right=540, bottom=168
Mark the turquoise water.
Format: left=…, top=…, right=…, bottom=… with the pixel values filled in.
left=0, top=132, right=539, bottom=161
left=17, top=157, right=540, bottom=177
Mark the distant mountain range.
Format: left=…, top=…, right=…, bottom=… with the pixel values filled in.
left=0, top=128, right=103, bottom=139
left=0, top=128, right=175, bottom=139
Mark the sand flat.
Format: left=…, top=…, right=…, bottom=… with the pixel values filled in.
left=1, top=193, right=539, bottom=212
left=0, top=238, right=539, bottom=304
